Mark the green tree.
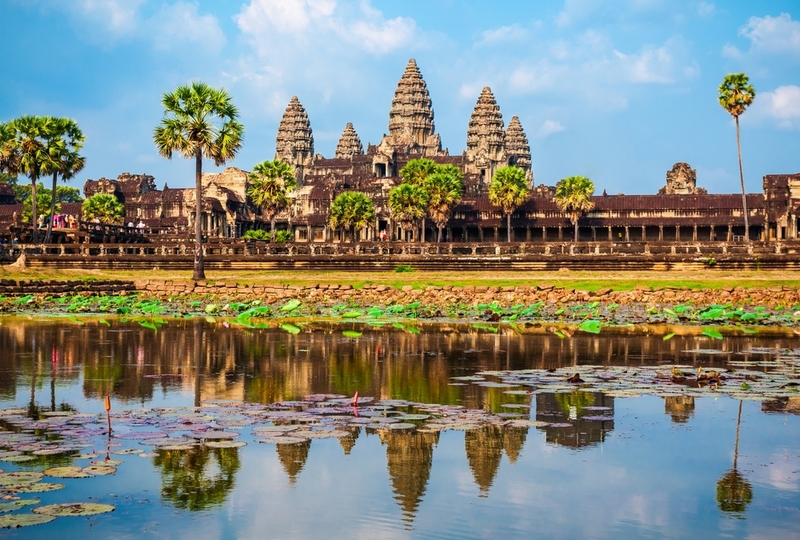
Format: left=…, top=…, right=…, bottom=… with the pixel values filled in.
left=329, top=191, right=375, bottom=242
left=424, top=170, right=464, bottom=242
left=719, top=73, right=756, bottom=242
left=82, top=193, right=125, bottom=224
left=23, top=189, right=58, bottom=223
left=246, top=160, right=297, bottom=236
left=154, top=446, right=241, bottom=511
left=55, top=186, right=83, bottom=203
left=489, top=166, right=529, bottom=242
left=388, top=183, right=428, bottom=241
left=0, top=122, right=20, bottom=178
left=554, top=175, right=595, bottom=242
left=43, top=118, right=85, bottom=243
left=400, top=158, right=437, bottom=241
left=153, top=81, right=244, bottom=280
left=6, top=116, right=61, bottom=243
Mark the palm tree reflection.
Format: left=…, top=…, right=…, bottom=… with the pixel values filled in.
left=154, top=446, right=241, bottom=511
left=716, top=400, right=753, bottom=517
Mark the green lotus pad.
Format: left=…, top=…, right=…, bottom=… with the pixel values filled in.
left=1, top=483, right=65, bottom=494
left=33, top=502, right=115, bottom=516
left=0, top=472, right=44, bottom=486
left=44, top=467, right=90, bottom=479
left=0, top=500, right=39, bottom=513
left=0, top=513, right=55, bottom=528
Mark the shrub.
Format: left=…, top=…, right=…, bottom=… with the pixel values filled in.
left=395, top=264, right=414, bottom=273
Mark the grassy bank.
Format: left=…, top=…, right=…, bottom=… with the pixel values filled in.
left=1, top=266, right=799, bottom=291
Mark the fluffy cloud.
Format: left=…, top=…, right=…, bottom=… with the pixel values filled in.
left=477, top=24, right=530, bottom=46
left=74, top=0, right=143, bottom=36
left=538, top=120, right=566, bottom=138
left=152, top=2, right=225, bottom=53
left=750, top=85, right=800, bottom=130
left=614, top=37, right=698, bottom=84
left=235, top=0, right=416, bottom=57
left=725, top=13, right=800, bottom=59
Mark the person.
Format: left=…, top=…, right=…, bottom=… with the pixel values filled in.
left=136, top=221, right=146, bottom=233
left=128, top=221, right=134, bottom=229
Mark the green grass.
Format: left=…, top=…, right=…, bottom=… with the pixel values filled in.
left=2, top=267, right=799, bottom=291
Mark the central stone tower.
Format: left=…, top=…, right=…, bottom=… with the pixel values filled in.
left=275, top=96, right=315, bottom=184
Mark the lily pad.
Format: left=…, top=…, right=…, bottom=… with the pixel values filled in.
left=0, top=513, right=55, bottom=528
left=578, top=320, right=602, bottom=334
left=341, top=311, right=363, bottom=318
left=280, top=299, right=301, bottom=312
left=82, top=465, right=117, bottom=476
left=44, top=467, right=90, bottom=479
left=2, top=483, right=65, bottom=493
left=33, top=502, right=115, bottom=517
left=204, top=440, right=247, bottom=449
left=342, top=330, right=362, bottom=338
left=280, top=323, right=301, bottom=335
left=0, top=472, right=44, bottom=486
left=0, top=500, right=39, bottom=513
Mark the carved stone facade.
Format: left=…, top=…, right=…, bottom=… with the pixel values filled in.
left=55, top=59, right=800, bottom=245
left=659, top=162, right=706, bottom=195
left=334, top=123, right=364, bottom=159
left=505, top=116, right=532, bottom=182
left=464, top=87, right=507, bottom=188
left=275, top=96, right=314, bottom=184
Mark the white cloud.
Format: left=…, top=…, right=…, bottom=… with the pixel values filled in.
left=152, top=2, right=225, bottom=53
left=235, top=0, right=415, bottom=56
left=749, top=85, right=800, bottom=130
left=739, top=13, right=800, bottom=57
left=538, top=120, right=566, bottom=138
left=555, top=0, right=603, bottom=28
left=478, top=24, right=529, bottom=46
left=614, top=37, right=698, bottom=84
left=75, top=0, right=143, bottom=36
left=696, top=2, right=716, bottom=17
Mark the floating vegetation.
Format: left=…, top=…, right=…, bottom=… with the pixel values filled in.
left=0, top=513, right=55, bottom=528
left=33, top=502, right=115, bottom=517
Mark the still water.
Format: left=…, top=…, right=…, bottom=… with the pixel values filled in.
left=0, top=317, right=798, bottom=539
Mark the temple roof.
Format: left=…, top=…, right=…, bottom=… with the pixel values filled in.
left=466, top=87, right=505, bottom=154
left=334, top=123, right=364, bottom=159
left=275, top=96, right=314, bottom=162
left=505, top=116, right=531, bottom=172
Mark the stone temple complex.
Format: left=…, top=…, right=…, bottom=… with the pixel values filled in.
left=2, top=58, right=798, bottom=244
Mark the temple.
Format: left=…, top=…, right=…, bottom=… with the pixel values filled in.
left=1, top=58, right=798, bottom=243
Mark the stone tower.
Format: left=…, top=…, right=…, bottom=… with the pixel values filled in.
left=464, top=87, right=506, bottom=187
left=379, top=58, right=444, bottom=156
left=505, top=115, right=532, bottom=182
left=275, top=96, right=314, bottom=184
left=334, top=123, right=364, bottom=159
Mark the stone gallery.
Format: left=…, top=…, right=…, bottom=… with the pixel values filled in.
left=6, top=59, right=798, bottom=244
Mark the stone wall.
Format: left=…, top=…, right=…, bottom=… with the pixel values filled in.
left=0, top=279, right=135, bottom=295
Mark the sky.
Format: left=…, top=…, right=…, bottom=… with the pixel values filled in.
left=2, top=0, right=799, bottom=195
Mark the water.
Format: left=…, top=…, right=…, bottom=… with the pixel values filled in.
left=0, top=317, right=798, bottom=539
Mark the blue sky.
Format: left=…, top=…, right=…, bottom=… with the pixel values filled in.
left=2, top=0, right=799, bottom=195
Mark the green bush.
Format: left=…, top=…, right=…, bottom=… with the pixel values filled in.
left=241, top=229, right=294, bottom=243
left=273, top=230, right=294, bottom=243
left=242, top=229, right=270, bottom=241
left=395, top=264, right=414, bottom=273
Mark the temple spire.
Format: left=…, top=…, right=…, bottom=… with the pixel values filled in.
left=464, top=87, right=506, bottom=186
left=275, top=96, right=314, bottom=183
left=505, top=115, right=532, bottom=182
left=334, top=123, right=364, bottom=159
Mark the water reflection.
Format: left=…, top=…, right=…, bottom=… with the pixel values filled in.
left=154, top=446, right=241, bottom=511
left=1, top=317, right=798, bottom=535
left=717, top=401, right=753, bottom=517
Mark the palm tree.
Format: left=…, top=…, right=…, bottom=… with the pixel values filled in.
left=0, top=122, right=20, bottom=177
left=43, top=118, right=85, bottom=243
left=719, top=73, right=756, bottom=242
left=489, top=166, right=529, bottom=242
left=82, top=193, right=125, bottom=224
left=329, top=191, right=375, bottom=242
left=388, top=183, right=428, bottom=241
left=424, top=170, right=464, bottom=242
left=153, top=81, right=244, bottom=280
left=7, top=116, right=59, bottom=243
left=400, top=158, right=436, bottom=241
left=247, top=160, right=297, bottom=238
left=554, top=175, right=595, bottom=242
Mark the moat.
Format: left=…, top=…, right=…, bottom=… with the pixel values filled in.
left=0, top=318, right=798, bottom=539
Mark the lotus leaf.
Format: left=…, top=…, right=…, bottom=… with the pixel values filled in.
left=44, top=467, right=89, bottom=479
left=0, top=513, right=55, bottom=528
left=0, top=472, right=43, bottom=486
left=0, top=500, right=39, bottom=513
left=83, top=465, right=117, bottom=476
left=1, top=483, right=64, bottom=493
left=342, top=330, right=362, bottom=338
left=33, top=503, right=115, bottom=517
left=280, top=299, right=301, bottom=312
left=341, top=311, right=363, bottom=318
left=578, top=320, right=602, bottom=334
left=204, top=440, right=247, bottom=449
left=280, top=323, right=301, bottom=335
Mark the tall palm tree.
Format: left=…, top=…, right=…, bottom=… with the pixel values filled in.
left=44, top=118, right=85, bottom=243
left=247, top=160, right=297, bottom=237
left=489, top=166, right=529, bottom=242
left=329, top=191, right=375, bottom=242
left=8, top=116, right=60, bottom=244
left=153, top=81, right=244, bottom=280
left=400, top=158, right=436, bottom=242
left=0, top=122, right=20, bottom=176
left=554, top=175, right=595, bottom=242
left=388, top=183, right=428, bottom=241
left=424, top=170, right=464, bottom=242
left=719, top=73, right=756, bottom=242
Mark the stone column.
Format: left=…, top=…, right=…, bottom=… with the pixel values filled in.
left=658, top=225, right=663, bottom=241
left=641, top=226, right=646, bottom=241
left=479, top=227, right=484, bottom=242
left=526, top=226, right=531, bottom=242
left=493, top=227, right=498, bottom=241
left=542, top=226, right=547, bottom=241
left=692, top=225, right=697, bottom=242
left=558, top=226, right=563, bottom=241
left=727, top=225, right=733, bottom=241
left=607, top=226, right=612, bottom=241
left=676, top=225, right=680, bottom=241
left=624, top=226, right=630, bottom=242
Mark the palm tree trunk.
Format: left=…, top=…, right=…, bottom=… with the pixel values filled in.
left=193, top=149, right=205, bottom=280
left=44, top=172, right=58, bottom=244
left=31, top=178, right=38, bottom=244
left=735, top=117, right=750, bottom=242
left=507, top=212, right=512, bottom=242
left=733, top=399, right=743, bottom=469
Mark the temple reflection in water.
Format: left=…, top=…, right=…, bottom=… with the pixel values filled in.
left=0, top=317, right=789, bottom=522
